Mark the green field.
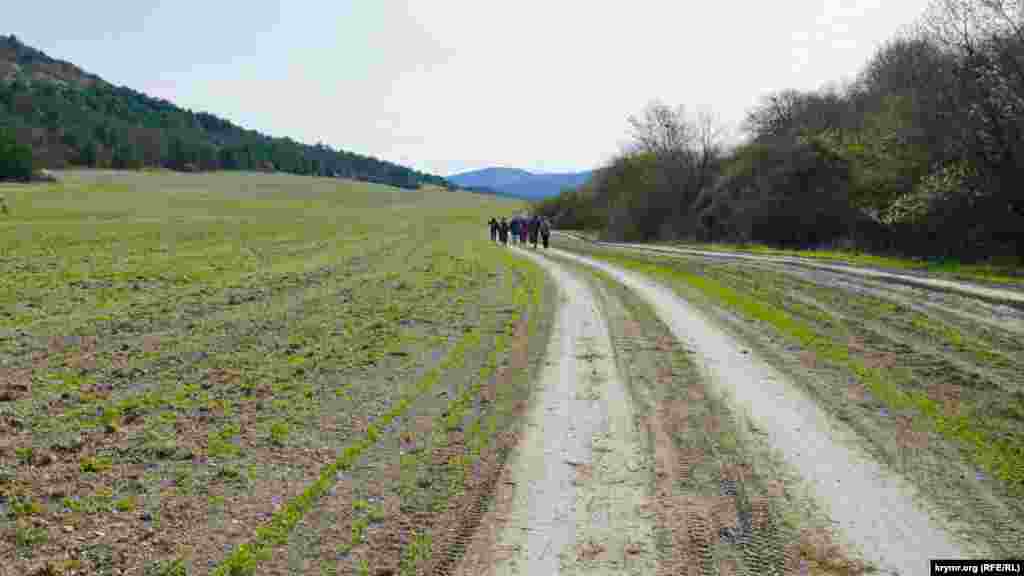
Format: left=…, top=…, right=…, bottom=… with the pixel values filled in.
left=0, top=170, right=554, bottom=575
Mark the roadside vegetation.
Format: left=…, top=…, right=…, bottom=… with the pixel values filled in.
left=559, top=230, right=1024, bottom=290
left=535, top=0, right=1024, bottom=267
left=555, top=234, right=1024, bottom=557
left=0, top=128, right=33, bottom=182
left=657, top=243, right=1024, bottom=287
left=0, top=170, right=553, bottom=575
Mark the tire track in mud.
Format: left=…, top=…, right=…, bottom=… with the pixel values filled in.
left=549, top=247, right=978, bottom=576
left=478, top=246, right=657, bottom=576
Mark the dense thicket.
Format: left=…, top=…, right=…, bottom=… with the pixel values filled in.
left=0, top=35, right=449, bottom=189
left=0, top=128, right=32, bottom=181
left=536, top=0, right=1024, bottom=260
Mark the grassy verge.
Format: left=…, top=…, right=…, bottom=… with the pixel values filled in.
left=672, top=242, right=1024, bottom=287
left=556, top=229, right=1024, bottom=286
left=554, top=238, right=1024, bottom=555
left=588, top=250, right=1023, bottom=489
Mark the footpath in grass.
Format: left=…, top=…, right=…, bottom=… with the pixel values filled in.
left=0, top=170, right=542, bottom=575
left=556, top=237, right=1024, bottom=557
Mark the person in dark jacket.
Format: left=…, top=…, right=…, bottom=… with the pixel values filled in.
left=499, top=218, right=509, bottom=245
left=528, top=215, right=540, bottom=248
left=488, top=218, right=498, bottom=242
left=509, top=217, right=520, bottom=245
left=540, top=217, right=551, bottom=249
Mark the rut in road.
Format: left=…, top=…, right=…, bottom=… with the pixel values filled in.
left=548, top=247, right=979, bottom=576
left=482, top=246, right=657, bottom=576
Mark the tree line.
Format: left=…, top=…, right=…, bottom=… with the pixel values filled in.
left=0, top=35, right=450, bottom=189
left=535, top=0, right=1024, bottom=261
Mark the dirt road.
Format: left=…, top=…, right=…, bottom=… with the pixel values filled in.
left=457, top=240, right=1013, bottom=575
left=548, top=247, right=977, bottom=574
left=478, top=246, right=657, bottom=575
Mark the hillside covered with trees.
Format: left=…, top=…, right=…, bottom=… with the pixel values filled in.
left=0, top=35, right=450, bottom=189
left=536, top=0, right=1024, bottom=260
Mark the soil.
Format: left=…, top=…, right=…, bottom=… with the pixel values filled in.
left=478, top=246, right=657, bottom=575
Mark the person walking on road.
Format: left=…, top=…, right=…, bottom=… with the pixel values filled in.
left=488, top=218, right=498, bottom=242
left=528, top=215, right=540, bottom=248
left=499, top=218, right=509, bottom=245
left=519, top=215, right=529, bottom=244
left=540, top=216, right=551, bottom=249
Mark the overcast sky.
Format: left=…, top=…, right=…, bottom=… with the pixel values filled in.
left=11, top=0, right=930, bottom=176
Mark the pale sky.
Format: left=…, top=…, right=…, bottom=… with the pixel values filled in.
left=11, top=1, right=930, bottom=176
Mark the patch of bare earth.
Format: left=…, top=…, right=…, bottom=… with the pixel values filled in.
left=417, top=315, right=533, bottom=576
left=0, top=394, right=328, bottom=575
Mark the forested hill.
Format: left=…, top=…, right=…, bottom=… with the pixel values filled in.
left=0, top=35, right=450, bottom=189
left=448, top=167, right=594, bottom=199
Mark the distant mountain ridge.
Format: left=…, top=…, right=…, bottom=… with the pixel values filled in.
left=448, top=167, right=592, bottom=199
left=0, top=34, right=449, bottom=189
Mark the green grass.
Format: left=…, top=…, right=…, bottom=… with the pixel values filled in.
left=558, top=229, right=1024, bottom=286
left=13, top=521, right=49, bottom=549
left=0, top=169, right=536, bottom=573
left=212, top=318, right=490, bottom=575
left=673, top=241, right=1024, bottom=286
left=212, top=248, right=549, bottom=575
left=705, top=263, right=1018, bottom=370
left=584, top=250, right=1024, bottom=492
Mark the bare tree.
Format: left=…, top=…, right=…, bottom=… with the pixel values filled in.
left=920, top=0, right=1024, bottom=192
left=627, top=101, right=693, bottom=158
left=742, top=90, right=807, bottom=140
left=617, top=102, right=727, bottom=239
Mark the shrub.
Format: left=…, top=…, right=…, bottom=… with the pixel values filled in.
left=0, top=129, right=33, bottom=182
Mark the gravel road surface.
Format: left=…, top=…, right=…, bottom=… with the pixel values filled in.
left=550, top=247, right=979, bottom=576
left=488, top=247, right=656, bottom=575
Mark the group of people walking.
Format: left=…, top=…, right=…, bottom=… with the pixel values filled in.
left=489, top=214, right=551, bottom=249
